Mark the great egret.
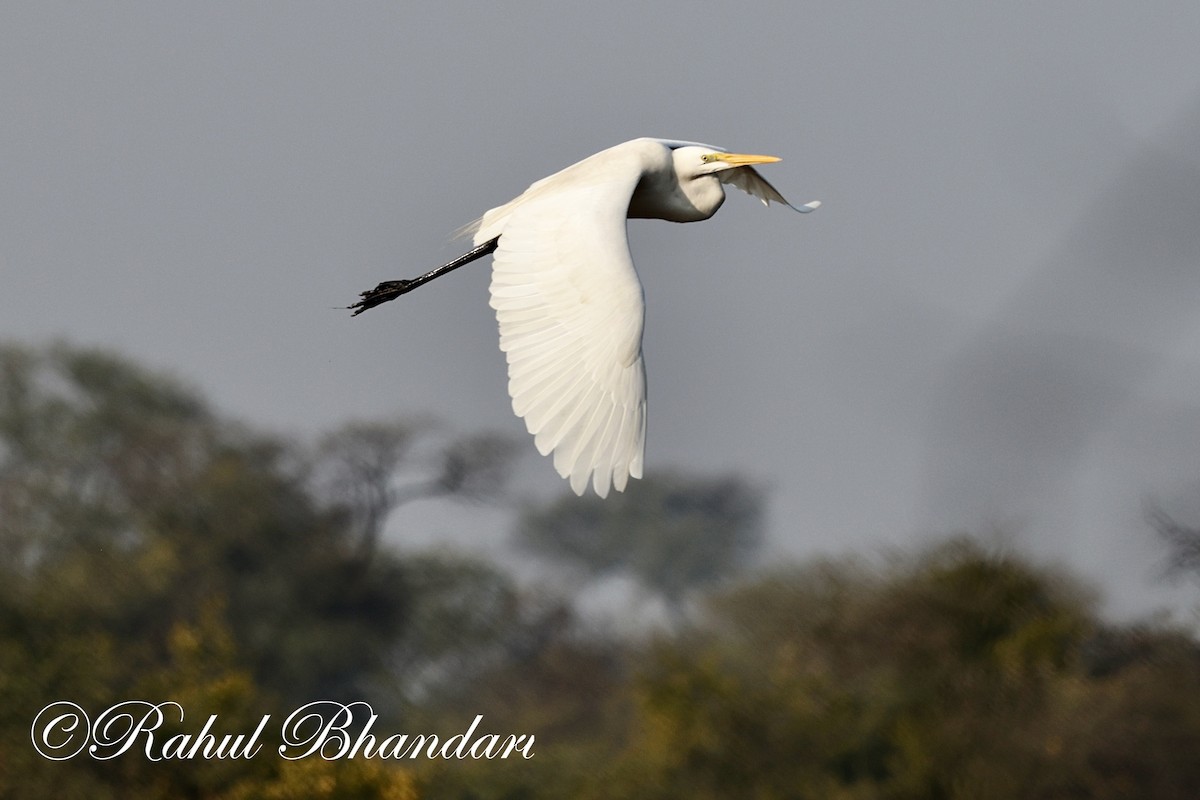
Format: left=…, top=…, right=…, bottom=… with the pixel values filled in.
left=350, top=137, right=819, bottom=497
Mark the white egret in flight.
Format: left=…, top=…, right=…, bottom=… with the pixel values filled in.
left=350, top=137, right=819, bottom=497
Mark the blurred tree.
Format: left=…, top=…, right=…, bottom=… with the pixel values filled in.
left=385, top=551, right=544, bottom=707
left=0, top=343, right=517, bottom=704
left=314, top=421, right=515, bottom=561
left=1148, top=504, right=1200, bottom=583
left=410, top=593, right=632, bottom=800
left=315, top=418, right=426, bottom=561
left=8, top=340, right=1200, bottom=799
left=514, top=473, right=764, bottom=618
left=0, top=342, right=510, bottom=797
left=596, top=539, right=1200, bottom=800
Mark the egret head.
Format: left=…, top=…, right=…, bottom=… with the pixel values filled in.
left=670, top=145, right=781, bottom=179
left=698, top=150, right=781, bottom=172
left=647, top=145, right=785, bottom=221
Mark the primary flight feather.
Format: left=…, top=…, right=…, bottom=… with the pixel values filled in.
left=350, top=137, right=819, bottom=497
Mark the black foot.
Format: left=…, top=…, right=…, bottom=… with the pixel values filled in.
left=349, top=279, right=414, bottom=316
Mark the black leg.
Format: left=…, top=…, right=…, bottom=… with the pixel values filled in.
left=349, top=236, right=500, bottom=316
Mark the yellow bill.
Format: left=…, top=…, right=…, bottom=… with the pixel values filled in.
left=710, top=152, right=782, bottom=166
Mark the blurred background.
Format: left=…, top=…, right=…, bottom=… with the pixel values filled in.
left=3, top=2, right=1200, bottom=797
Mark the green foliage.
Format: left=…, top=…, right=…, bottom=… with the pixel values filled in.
left=598, top=540, right=1200, bottom=800
left=0, top=343, right=420, bottom=797
left=412, top=616, right=633, bottom=800
left=220, top=759, right=418, bottom=800
left=387, top=551, right=532, bottom=707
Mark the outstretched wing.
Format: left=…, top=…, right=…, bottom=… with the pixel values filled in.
left=721, top=166, right=821, bottom=212
left=487, top=175, right=648, bottom=498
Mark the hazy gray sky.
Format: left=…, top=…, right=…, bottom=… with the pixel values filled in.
left=4, top=2, right=1200, bottom=617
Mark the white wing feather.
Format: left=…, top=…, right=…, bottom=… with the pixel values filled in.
left=485, top=172, right=648, bottom=498
left=720, top=166, right=791, bottom=206
left=720, top=166, right=820, bottom=213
